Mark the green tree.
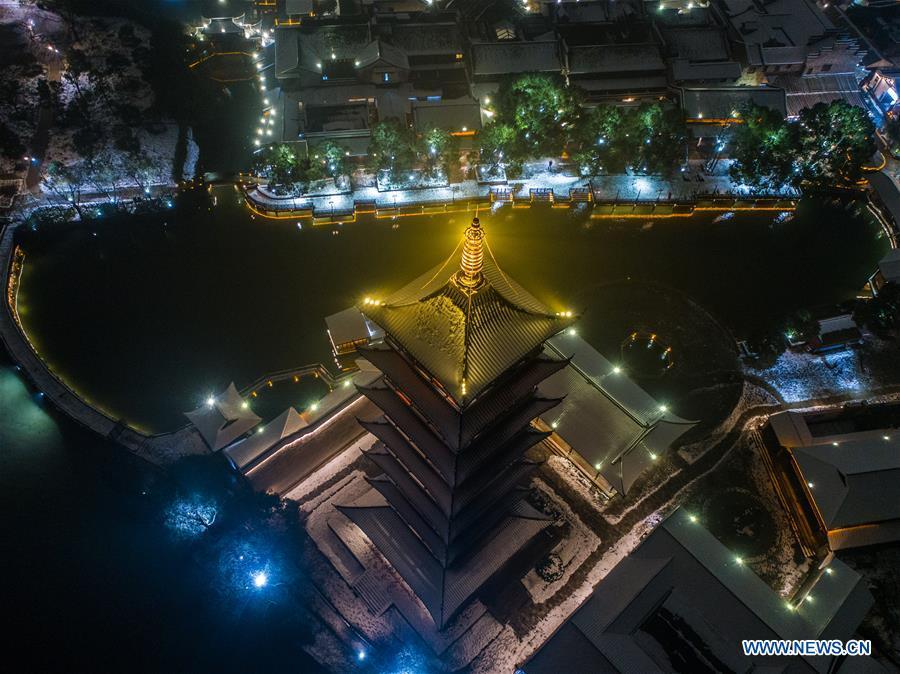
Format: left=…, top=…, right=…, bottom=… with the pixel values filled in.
left=313, top=140, right=349, bottom=179
left=794, top=101, right=875, bottom=186
left=496, top=74, right=581, bottom=156
left=418, top=127, right=457, bottom=176
left=571, top=105, right=624, bottom=175
left=368, top=120, right=416, bottom=173
left=729, top=104, right=797, bottom=190
left=477, top=122, right=519, bottom=169
left=633, top=103, right=686, bottom=174
left=262, top=143, right=301, bottom=187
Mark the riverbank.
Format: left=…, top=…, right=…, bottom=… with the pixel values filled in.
left=243, top=161, right=800, bottom=223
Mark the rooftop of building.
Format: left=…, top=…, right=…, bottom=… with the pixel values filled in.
left=679, top=85, right=787, bottom=119
left=360, top=219, right=575, bottom=405
left=567, top=43, right=665, bottom=74
left=185, top=382, right=261, bottom=451
left=524, top=508, right=875, bottom=674
left=470, top=40, right=562, bottom=76
left=540, top=331, right=695, bottom=494
left=769, top=407, right=900, bottom=531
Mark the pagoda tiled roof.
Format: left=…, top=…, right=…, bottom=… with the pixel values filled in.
left=362, top=253, right=574, bottom=405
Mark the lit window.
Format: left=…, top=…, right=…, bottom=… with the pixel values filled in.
left=383, top=72, right=390, bottom=82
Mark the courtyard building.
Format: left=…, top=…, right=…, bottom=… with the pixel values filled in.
left=524, top=508, right=877, bottom=673
left=762, top=406, right=900, bottom=552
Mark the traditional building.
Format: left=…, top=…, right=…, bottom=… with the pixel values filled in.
left=524, top=508, right=876, bottom=673
left=762, top=406, right=900, bottom=552
left=337, top=217, right=575, bottom=628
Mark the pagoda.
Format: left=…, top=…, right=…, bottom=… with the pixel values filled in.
left=337, top=217, right=576, bottom=629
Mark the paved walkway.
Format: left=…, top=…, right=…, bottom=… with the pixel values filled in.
left=246, top=160, right=798, bottom=217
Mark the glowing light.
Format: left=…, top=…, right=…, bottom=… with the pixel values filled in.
left=650, top=453, right=658, bottom=461
left=832, top=442, right=839, bottom=446
left=659, top=404, right=668, bottom=413
left=612, top=366, right=622, bottom=374
left=805, top=594, right=814, bottom=603
left=884, top=435, right=891, bottom=441
left=343, top=380, right=352, bottom=388
left=206, top=396, right=216, bottom=407
left=551, top=421, right=558, bottom=429
left=568, top=328, right=577, bottom=336
left=825, top=567, right=834, bottom=575
left=310, top=402, right=319, bottom=412
left=688, top=514, right=697, bottom=523
left=357, top=650, right=366, bottom=662
left=252, top=571, right=268, bottom=588
left=735, top=556, right=744, bottom=565
left=241, top=401, right=249, bottom=409
left=807, top=481, right=814, bottom=488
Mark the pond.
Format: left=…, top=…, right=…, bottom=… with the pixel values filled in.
left=0, top=352, right=323, bottom=671
left=15, top=189, right=889, bottom=432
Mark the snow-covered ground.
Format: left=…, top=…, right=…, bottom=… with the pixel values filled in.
left=748, top=348, right=872, bottom=403
left=246, top=159, right=797, bottom=217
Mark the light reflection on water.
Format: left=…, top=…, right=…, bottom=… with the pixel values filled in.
left=15, top=193, right=888, bottom=432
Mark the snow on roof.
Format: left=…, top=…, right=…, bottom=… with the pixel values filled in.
left=541, top=332, right=695, bottom=494
left=385, top=22, right=463, bottom=55
left=412, top=98, right=482, bottom=133
left=772, top=74, right=868, bottom=118
left=793, top=439, right=900, bottom=528
left=326, top=307, right=371, bottom=348
left=662, top=26, right=731, bottom=61
left=471, top=41, right=561, bottom=76
left=224, top=407, right=307, bottom=470
left=720, top=0, right=835, bottom=58
left=525, top=508, right=873, bottom=674
left=567, top=44, right=664, bottom=75
left=672, top=59, right=742, bottom=82
left=681, top=86, right=787, bottom=119
left=184, top=382, right=261, bottom=451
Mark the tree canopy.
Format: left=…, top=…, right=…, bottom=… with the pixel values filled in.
left=496, top=73, right=581, bottom=156
left=368, top=120, right=416, bottom=173
left=729, top=100, right=875, bottom=189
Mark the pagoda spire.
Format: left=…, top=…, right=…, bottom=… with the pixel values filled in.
left=455, top=217, right=485, bottom=290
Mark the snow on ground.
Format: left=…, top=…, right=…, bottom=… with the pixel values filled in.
left=522, top=477, right=601, bottom=604
left=470, top=510, right=666, bottom=674
left=678, top=381, right=778, bottom=464
left=545, top=454, right=610, bottom=510
left=748, top=349, right=872, bottom=403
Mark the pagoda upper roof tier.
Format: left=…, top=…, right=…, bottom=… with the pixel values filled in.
left=361, top=243, right=575, bottom=406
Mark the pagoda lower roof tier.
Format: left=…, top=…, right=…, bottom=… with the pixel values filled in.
left=360, top=344, right=569, bottom=449
left=338, top=491, right=549, bottom=628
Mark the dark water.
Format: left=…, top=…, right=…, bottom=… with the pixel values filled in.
left=15, top=192, right=889, bottom=431
left=0, top=350, right=325, bottom=671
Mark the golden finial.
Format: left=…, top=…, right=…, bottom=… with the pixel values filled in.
left=456, top=217, right=485, bottom=289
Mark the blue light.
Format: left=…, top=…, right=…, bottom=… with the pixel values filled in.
left=357, top=650, right=366, bottom=661
left=252, top=571, right=268, bottom=588
left=164, top=497, right=218, bottom=537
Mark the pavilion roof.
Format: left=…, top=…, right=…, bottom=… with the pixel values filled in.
left=361, top=241, right=574, bottom=406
